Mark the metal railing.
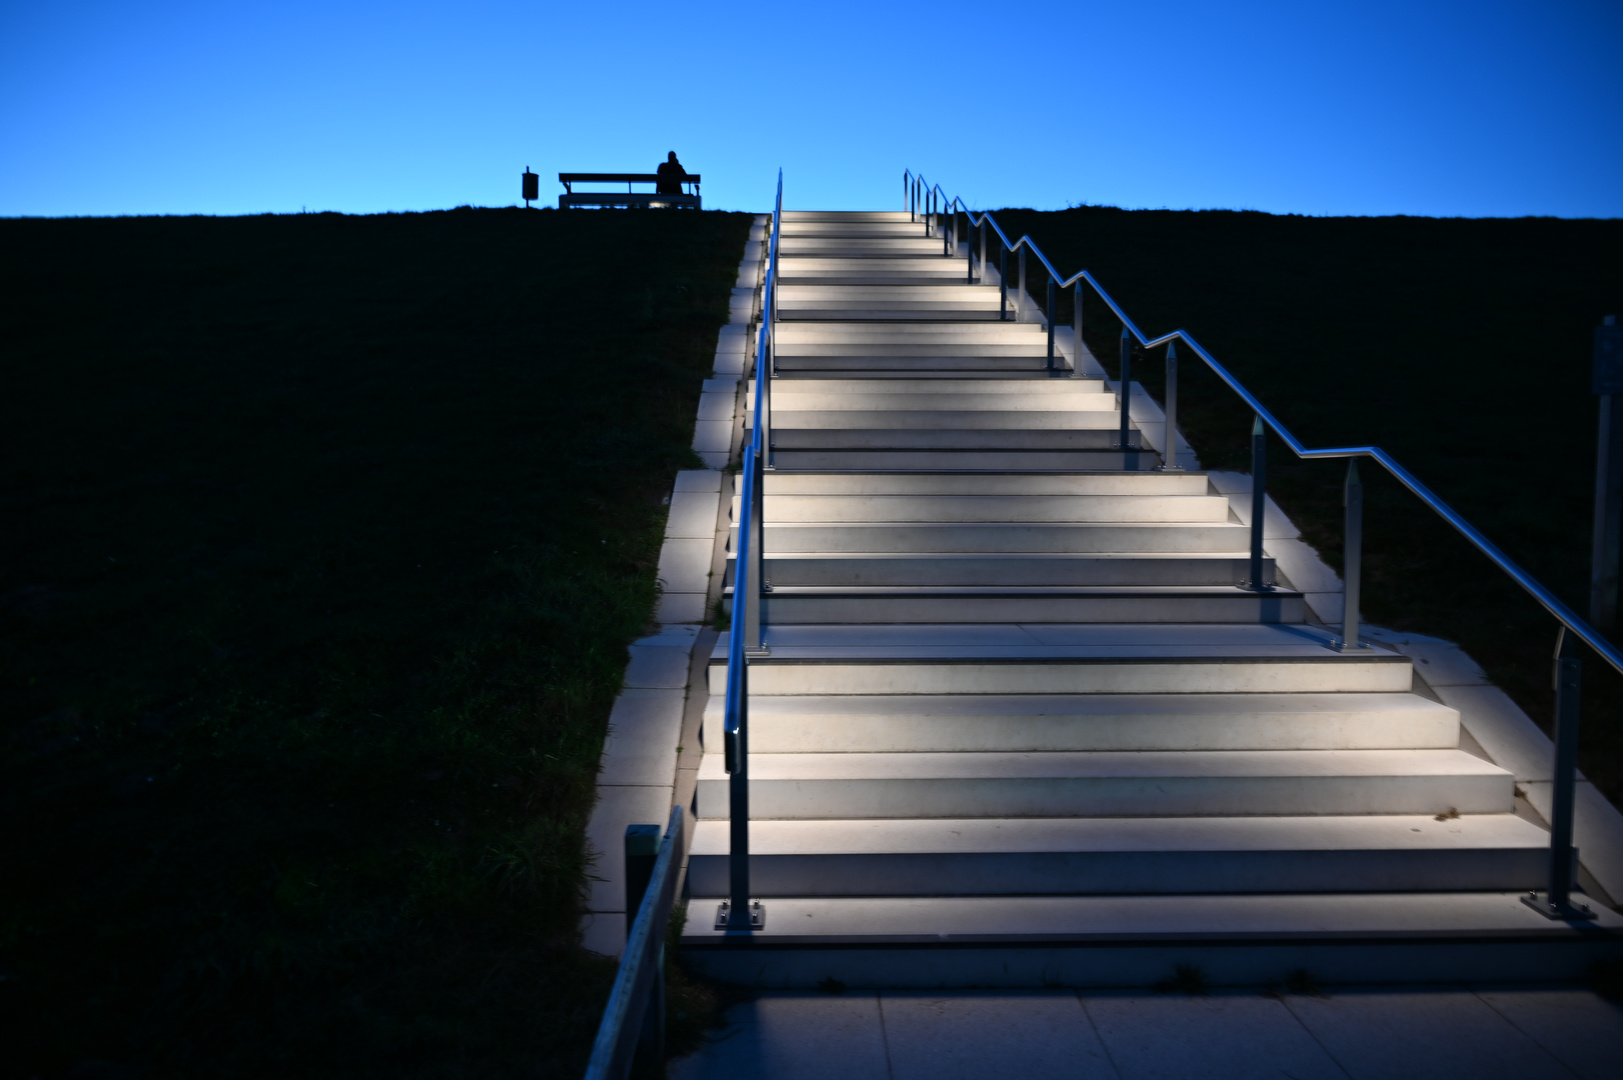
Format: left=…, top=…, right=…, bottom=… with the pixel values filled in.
left=584, top=176, right=783, bottom=1079
left=905, top=167, right=1618, bottom=918
left=582, top=806, right=685, bottom=1080
left=716, top=170, right=782, bottom=933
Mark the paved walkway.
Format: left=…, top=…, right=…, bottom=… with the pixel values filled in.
left=670, top=985, right=1622, bottom=1079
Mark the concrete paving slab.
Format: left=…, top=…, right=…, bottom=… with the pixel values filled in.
left=625, top=643, right=692, bottom=688
left=582, top=782, right=674, bottom=926
left=1082, top=991, right=1346, bottom=1079
left=634, top=624, right=700, bottom=648
left=579, top=911, right=623, bottom=958
left=1364, top=626, right=1489, bottom=687
left=1283, top=986, right=1576, bottom=1079
left=1473, top=986, right=1623, bottom=1080
left=1521, top=779, right=1623, bottom=904
left=1208, top=471, right=1304, bottom=539
left=698, top=450, right=730, bottom=469
left=675, top=468, right=722, bottom=493
left=879, top=991, right=1116, bottom=1080
left=1307, top=591, right=1345, bottom=624
left=1270, top=536, right=1344, bottom=594
left=667, top=491, right=722, bottom=538
left=669, top=992, right=891, bottom=1080
left=1438, top=684, right=1557, bottom=781
left=596, top=688, right=683, bottom=786
left=702, top=377, right=740, bottom=395
left=655, top=591, right=707, bottom=625
left=658, top=538, right=713, bottom=594
left=693, top=419, right=734, bottom=454
left=698, top=391, right=736, bottom=421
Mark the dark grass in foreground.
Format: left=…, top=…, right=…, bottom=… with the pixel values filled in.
left=0, top=206, right=752, bottom=1077
left=993, top=206, right=1623, bottom=806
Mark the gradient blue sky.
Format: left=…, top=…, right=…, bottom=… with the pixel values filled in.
left=2, top=0, right=1619, bottom=218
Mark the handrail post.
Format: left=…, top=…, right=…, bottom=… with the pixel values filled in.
left=1523, top=629, right=1595, bottom=920
left=1046, top=270, right=1056, bottom=373
left=978, top=220, right=986, bottom=287
left=724, top=644, right=753, bottom=930
left=1337, top=460, right=1364, bottom=649
left=1071, top=281, right=1083, bottom=377
left=966, top=216, right=974, bottom=283
left=1116, top=328, right=1133, bottom=450
left=1017, top=247, right=1026, bottom=320
left=943, top=201, right=951, bottom=257
left=1156, top=342, right=1181, bottom=468
left=1246, top=415, right=1271, bottom=591
left=999, top=246, right=1008, bottom=320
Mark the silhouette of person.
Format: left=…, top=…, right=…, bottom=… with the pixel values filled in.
left=656, top=152, right=688, bottom=196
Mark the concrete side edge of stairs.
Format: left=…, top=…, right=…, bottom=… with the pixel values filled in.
left=579, top=214, right=769, bottom=957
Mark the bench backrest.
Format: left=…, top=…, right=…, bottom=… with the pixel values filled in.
left=558, top=173, right=701, bottom=193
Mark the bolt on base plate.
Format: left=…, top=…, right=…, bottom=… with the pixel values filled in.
left=1520, top=891, right=1597, bottom=920
left=715, top=900, right=766, bottom=930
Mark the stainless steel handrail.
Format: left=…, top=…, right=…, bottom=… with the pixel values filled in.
left=906, top=166, right=1612, bottom=917
left=717, top=169, right=782, bottom=934
left=901, top=169, right=1621, bottom=678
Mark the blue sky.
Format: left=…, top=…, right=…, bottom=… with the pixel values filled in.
left=2, top=0, right=1619, bottom=218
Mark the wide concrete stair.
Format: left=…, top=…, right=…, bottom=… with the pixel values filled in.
left=681, top=210, right=1622, bottom=988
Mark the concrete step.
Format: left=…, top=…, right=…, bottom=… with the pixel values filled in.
left=780, top=308, right=1005, bottom=322
left=753, top=393, right=1114, bottom=413
left=757, top=472, right=1206, bottom=496
left=696, top=749, right=1510, bottom=820
left=775, top=356, right=1062, bottom=372
left=761, top=430, right=1145, bottom=450
left=781, top=211, right=914, bottom=222
left=760, top=378, right=1108, bottom=397
left=779, top=268, right=974, bottom=285
left=775, top=324, right=1046, bottom=344
left=767, top=450, right=1163, bottom=470
left=706, top=623, right=1414, bottom=695
left=779, top=285, right=1002, bottom=303
left=780, top=238, right=950, bottom=256
left=748, top=522, right=1254, bottom=553
left=778, top=344, right=1053, bottom=358
left=699, top=692, right=1462, bottom=753
left=727, top=586, right=1306, bottom=624
left=734, top=553, right=1269, bottom=587
left=679, top=892, right=1623, bottom=988
left=737, top=493, right=1230, bottom=523
left=779, top=222, right=935, bottom=238
left=767, top=410, right=1124, bottom=430
left=685, top=813, right=1542, bottom=894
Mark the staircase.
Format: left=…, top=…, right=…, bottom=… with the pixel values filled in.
left=679, top=210, right=1620, bottom=987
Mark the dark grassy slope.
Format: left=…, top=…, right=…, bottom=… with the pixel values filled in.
left=993, top=206, right=1623, bottom=803
left=0, top=207, right=752, bottom=1078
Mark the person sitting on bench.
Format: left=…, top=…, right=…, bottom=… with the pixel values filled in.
left=656, top=152, right=688, bottom=196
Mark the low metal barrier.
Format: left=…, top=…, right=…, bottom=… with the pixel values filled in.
left=903, top=167, right=1617, bottom=918
left=582, top=806, right=685, bottom=1080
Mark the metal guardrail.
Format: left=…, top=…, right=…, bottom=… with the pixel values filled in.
left=717, top=170, right=781, bottom=934
left=583, top=174, right=783, bottom=1079
left=904, top=167, right=1612, bottom=918
left=582, top=806, right=685, bottom=1080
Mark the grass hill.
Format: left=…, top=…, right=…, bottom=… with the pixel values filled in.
left=0, top=206, right=751, bottom=1077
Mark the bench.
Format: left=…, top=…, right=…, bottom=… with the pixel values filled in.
left=558, top=173, right=702, bottom=209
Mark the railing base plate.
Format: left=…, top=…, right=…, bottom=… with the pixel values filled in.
left=1521, top=892, right=1597, bottom=920
left=715, top=900, right=766, bottom=931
